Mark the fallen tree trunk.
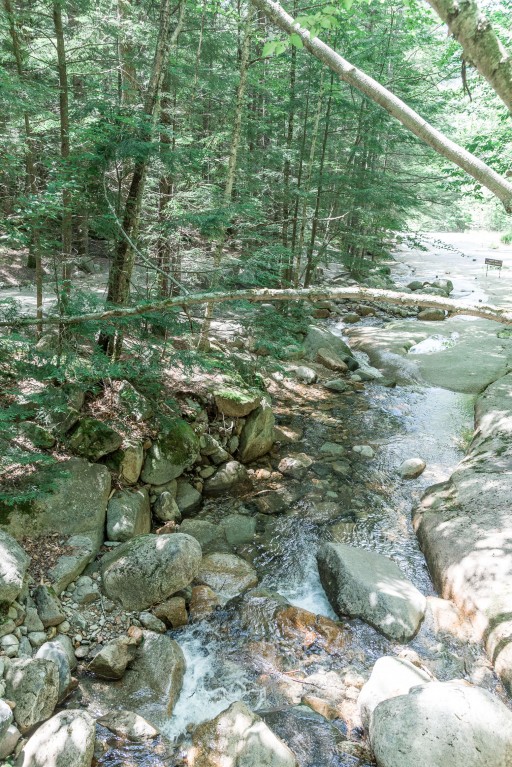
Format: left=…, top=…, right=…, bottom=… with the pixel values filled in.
left=2, top=286, right=512, bottom=329
left=251, top=0, right=512, bottom=212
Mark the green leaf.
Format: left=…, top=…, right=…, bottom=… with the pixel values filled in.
left=262, top=41, right=277, bottom=56
left=289, top=33, right=304, bottom=49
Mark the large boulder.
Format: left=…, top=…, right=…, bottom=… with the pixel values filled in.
left=176, top=479, right=202, bottom=516
left=413, top=372, right=512, bottom=691
left=35, top=641, right=72, bottom=701
left=0, top=698, right=14, bottom=742
left=0, top=531, right=29, bottom=604
left=82, top=631, right=185, bottom=728
left=214, top=389, right=261, bottom=417
left=101, top=533, right=202, bottom=610
left=67, top=417, right=123, bottom=461
left=198, top=553, right=258, bottom=602
left=17, top=710, right=95, bottom=767
left=370, top=681, right=512, bottom=767
left=358, top=656, right=432, bottom=729
left=304, top=325, right=354, bottom=362
left=88, top=635, right=138, bottom=679
left=0, top=458, right=111, bottom=552
left=106, top=488, right=151, bottom=542
left=238, top=397, right=275, bottom=463
left=203, top=461, right=251, bottom=496
left=189, top=701, right=298, bottom=767
left=317, top=543, right=426, bottom=641
left=141, top=419, right=200, bottom=484
left=4, top=657, right=60, bottom=733
left=106, top=441, right=144, bottom=485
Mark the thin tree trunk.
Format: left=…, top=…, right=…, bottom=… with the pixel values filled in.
left=53, top=0, right=72, bottom=292
left=425, top=0, right=512, bottom=113
left=197, top=2, right=254, bottom=348
left=304, top=73, right=333, bottom=287
left=3, top=0, right=42, bottom=334
left=295, top=71, right=324, bottom=286
left=102, top=0, right=185, bottom=355
left=281, top=38, right=296, bottom=285
left=252, top=0, right=512, bottom=210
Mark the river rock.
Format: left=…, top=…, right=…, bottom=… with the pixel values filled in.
left=98, top=710, right=159, bottom=741
left=343, top=312, right=361, bottom=324
left=5, top=657, right=59, bottom=733
left=293, top=366, right=318, bottom=384
left=317, top=543, right=426, bottom=641
left=278, top=453, right=313, bottom=478
left=413, top=371, right=512, bottom=691
left=85, top=631, right=185, bottom=725
left=34, top=585, right=65, bottom=627
left=203, top=460, right=251, bottom=496
left=153, top=491, right=181, bottom=523
left=107, top=441, right=144, bottom=485
left=214, top=389, right=261, bottom=417
left=153, top=596, right=188, bottom=628
left=52, top=634, right=77, bottom=670
left=189, top=700, right=298, bottom=767
left=430, top=278, right=453, bottom=294
left=370, top=681, right=512, bottom=767
left=176, top=479, right=202, bottom=515
left=141, top=418, right=200, bottom=484
left=417, top=308, right=445, bottom=321
left=220, top=514, right=257, bottom=546
left=200, top=433, right=230, bottom=464
left=179, top=519, right=227, bottom=553
left=316, top=347, right=349, bottom=372
left=198, top=553, right=258, bottom=602
left=107, top=487, right=151, bottom=542
left=304, top=325, right=354, bottom=362
left=358, top=656, right=432, bottom=728
left=35, top=641, right=72, bottom=700
left=0, top=723, right=21, bottom=760
left=0, top=698, right=13, bottom=741
left=67, top=417, right=123, bottom=461
left=73, top=575, right=100, bottom=604
left=323, top=379, right=349, bottom=393
left=0, top=458, right=111, bottom=554
left=238, top=397, right=275, bottom=463
left=407, top=280, right=423, bottom=291
left=188, top=585, right=218, bottom=621
left=17, top=709, right=95, bottom=767
left=88, top=635, right=138, bottom=679
left=399, top=457, right=426, bottom=479
left=0, top=531, right=29, bottom=604
left=352, top=445, right=375, bottom=458
left=101, top=533, right=202, bottom=610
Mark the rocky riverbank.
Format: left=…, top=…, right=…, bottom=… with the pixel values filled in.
left=1, top=263, right=511, bottom=766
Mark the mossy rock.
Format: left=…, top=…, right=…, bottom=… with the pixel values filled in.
left=214, top=389, right=262, bottom=418
left=141, top=418, right=200, bottom=485
left=18, top=422, right=56, bottom=449
left=117, top=381, right=154, bottom=422
left=67, top=418, right=123, bottom=462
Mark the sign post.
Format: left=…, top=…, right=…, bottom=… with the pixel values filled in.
left=485, top=257, right=503, bottom=277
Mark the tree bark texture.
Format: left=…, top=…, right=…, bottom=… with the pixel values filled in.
left=425, top=0, right=512, bottom=113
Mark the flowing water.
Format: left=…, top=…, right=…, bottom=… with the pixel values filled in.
left=90, top=231, right=512, bottom=764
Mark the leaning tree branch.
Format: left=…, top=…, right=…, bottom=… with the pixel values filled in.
left=424, top=0, right=512, bottom=114
left=251, top=0, right=512, bottom=212
left=1, top=286, right=511, bottom=329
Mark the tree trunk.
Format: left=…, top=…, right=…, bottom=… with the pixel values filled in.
left=102, top=0, right=185, bottom=355
left=7, top=285, right=512, bottom=329
left=304, top=73, right=333, bottom=287
left=3, top=0, right=42, bottom=334
left=53, top=0, right=72, bottom=291
left=197, top=2, right=254, bottom=348
left=251, top=0, right=512, bottom=211
left=425, top=0, right=512, bottom=113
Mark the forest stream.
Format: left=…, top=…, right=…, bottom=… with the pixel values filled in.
left=81, top=231, right=512, bottom=766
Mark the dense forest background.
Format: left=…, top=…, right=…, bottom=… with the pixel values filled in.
left=1, top=0, right=511, bottom=501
